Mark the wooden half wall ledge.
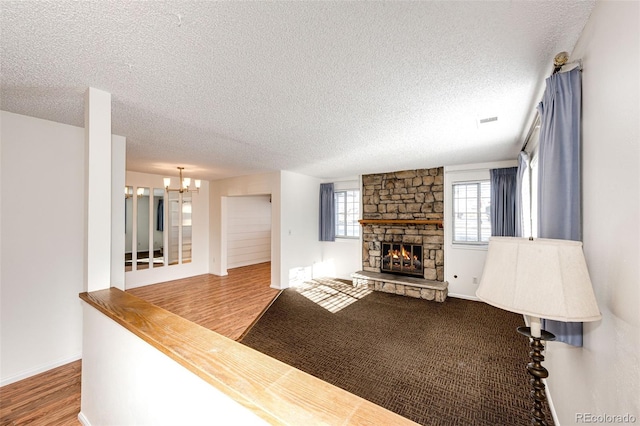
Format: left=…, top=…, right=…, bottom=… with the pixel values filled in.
left=79, top=288, right=418, bottom=425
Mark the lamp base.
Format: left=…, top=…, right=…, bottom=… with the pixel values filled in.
left=516, top=326, right=556, bottom=426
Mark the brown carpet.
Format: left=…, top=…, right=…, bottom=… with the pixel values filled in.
left=240, top=279, right=554, bottom=426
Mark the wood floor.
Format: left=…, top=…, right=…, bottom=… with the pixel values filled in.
left=0, top=360, right=81, bottom=426
left=0, top=262, right=278, bottom=426
left=127, top=262, right=279, bottom=341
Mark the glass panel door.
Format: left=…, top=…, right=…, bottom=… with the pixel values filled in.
left=152, top=188, right=165, bottom=268
left=167, top=191, right=180, bottom=266
left=136, top=187, right=150, bottom=270
left=125, top=186, right=133, bottom=271
left=182, top=192, right=192, bottom=264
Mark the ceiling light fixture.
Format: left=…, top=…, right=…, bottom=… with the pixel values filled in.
left=163, top=167, right=200, bottom=194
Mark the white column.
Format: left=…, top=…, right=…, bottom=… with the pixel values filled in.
left=219, top=196, right=228, bottom=276
left=84, top=87, right=112, bottom=292
left=111, top=135, right=126, bottom=290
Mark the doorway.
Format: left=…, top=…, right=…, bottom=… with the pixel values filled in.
left=226, top=195, right=272, bottom=269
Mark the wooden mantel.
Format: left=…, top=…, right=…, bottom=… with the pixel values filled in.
left=358, top=219, right=443, bottom=226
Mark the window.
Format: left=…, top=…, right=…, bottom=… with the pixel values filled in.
left=453, top=181, right=491, bottom=243
left=335, top=190, right=360, bottom=238
left=529, top=154, right=539, bottom=238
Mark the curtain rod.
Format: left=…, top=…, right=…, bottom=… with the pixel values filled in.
left=520, top=53, right=583, bottom=152
left=520, top=113, right=541, bottom=152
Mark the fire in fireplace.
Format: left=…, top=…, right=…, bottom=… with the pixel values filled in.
left=381, top=243, right=424, bottom=278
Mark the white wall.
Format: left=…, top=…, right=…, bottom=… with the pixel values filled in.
left=226, top=195, right=271, bottom=269
left=124, top=171, right=210, bottom=289
left=319, top=238, right=361, bottom=280
left=319, top=178, right=361, bottom=280
left=443, top=160, right=516, bottom=299
left=0, top=111, right=125, bottom=385
left=280, top=170, right=324, bottom=287
left=80, top=303, right=267, bottom=426
left=544, top=2, right=640, bottom=424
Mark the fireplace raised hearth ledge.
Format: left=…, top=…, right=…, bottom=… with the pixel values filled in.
left=351, top=270, right=448, bottom=302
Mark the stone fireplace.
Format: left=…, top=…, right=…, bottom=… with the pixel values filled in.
left=352, top=167, right=448, bottom=302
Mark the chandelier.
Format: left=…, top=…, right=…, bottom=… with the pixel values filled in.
left=164, top=167, right=200, bottom=194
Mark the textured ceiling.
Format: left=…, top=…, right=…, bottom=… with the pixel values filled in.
left=1, top=1, right=595, bottom=181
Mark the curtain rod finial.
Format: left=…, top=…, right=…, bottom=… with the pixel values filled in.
left=554, top=52, right=570, bottom=67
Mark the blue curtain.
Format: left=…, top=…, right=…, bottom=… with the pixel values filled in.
left=490, top=167, right=518, bottom=236
left=537, top=67, right=583, bottom=346
left=156, top=198, right=164, bottom=232
left=515, top=151, right=530, bottom=238
left=319, top=183, right=335, bottom=241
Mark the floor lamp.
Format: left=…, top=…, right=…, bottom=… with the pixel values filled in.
left=476, top=237, right=601, bottom=426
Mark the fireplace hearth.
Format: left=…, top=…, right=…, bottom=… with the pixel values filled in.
left=381, top=243, right=423, bottom=277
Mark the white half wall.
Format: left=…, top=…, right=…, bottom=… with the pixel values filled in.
left=80, top=303, right=267, bottom=426
left=543, top=2, right=640, bottom=424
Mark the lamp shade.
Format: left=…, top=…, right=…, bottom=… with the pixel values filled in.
left=476, top=237, right=601, bottom=322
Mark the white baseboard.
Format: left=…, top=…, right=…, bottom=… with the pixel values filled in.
left=0, top=353, right=81, bottom=387
left=78, top=411, right=91, bottom=426
left=447, top=292, right=480, bottom=301
left=544, top=380, right=560, bottom=426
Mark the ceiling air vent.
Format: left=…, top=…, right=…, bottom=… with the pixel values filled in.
left=478, top=116, right=498, bottom=124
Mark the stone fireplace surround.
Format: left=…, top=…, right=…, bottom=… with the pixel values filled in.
left=352, top=167, right=448, bottom=302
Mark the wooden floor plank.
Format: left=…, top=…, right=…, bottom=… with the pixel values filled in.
left=0, top=263, right=278, bottom=425
left=0, top=360, right=82, bottom=426
left=127, top=262, right=279, bottom=341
